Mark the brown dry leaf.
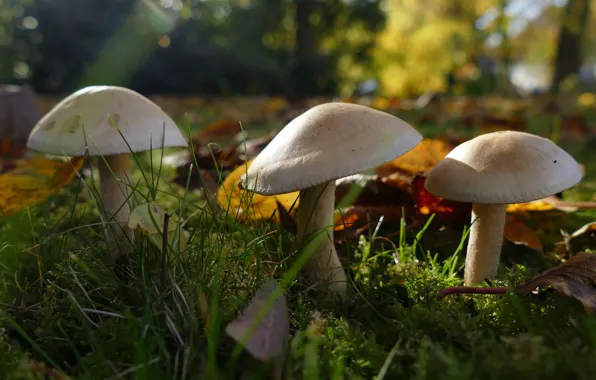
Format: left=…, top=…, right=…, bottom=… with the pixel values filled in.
left=217, top=161, right=299, bottom=222
left=197, top=119, right=242, bottom=141
left=504, top=214, right=544, bottom=252
left=0, top=156, right=83, bottom=216
left=516, top=252, right=596, bottom=311
left=376, top=138, right=453, bottom=176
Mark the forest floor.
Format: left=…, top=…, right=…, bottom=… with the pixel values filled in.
left=1, top=94, right=596, bottom=379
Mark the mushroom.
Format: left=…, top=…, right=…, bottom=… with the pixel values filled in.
left=239, top=102, right=422, bottom=298
left=424, top=131, right=583, bottom=285
left=26, top=86, right=188, bottom=256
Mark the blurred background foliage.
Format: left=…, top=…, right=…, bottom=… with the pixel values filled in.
left=0, top=0, right=594, bottom=98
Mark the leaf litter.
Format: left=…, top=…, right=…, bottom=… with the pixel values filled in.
left=158, top=95, right=596, bottom=317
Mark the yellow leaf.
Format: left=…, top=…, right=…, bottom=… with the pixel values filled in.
left=578, top=92, right=596, bottom=107
left=0, top=156, right=83, bottom=216
left=128, top=202, right=188, bottom=252
left=377, top=138, right=453, bottom=175
left=217, top=161, right=300, bottom=222
left=506, top=199, right=555, bottom=213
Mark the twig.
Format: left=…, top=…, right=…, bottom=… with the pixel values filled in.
left=439, top=286, right=508, bottom=299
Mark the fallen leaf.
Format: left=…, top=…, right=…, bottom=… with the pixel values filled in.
left=0, top=157, right=83, bottom=217
left=516, top=252, right=596, bottom=311
left=335, top=173, right=412, bottom=207
left=226, top=278, right=289, bottom=379
left=376, top=138, right=453, bottom=176
left=506, top=196, right=596, bottom=214
left=506, top=199, right=555, bottom=213
left=128, top=202, right=189, bottom=253
left=197, top=119, right=241, bottom=141
left=504, top=214, right=543, bottom=252
left=412, top=175, right=471, bottom=221
left=216, top=161, right=299, bottom=222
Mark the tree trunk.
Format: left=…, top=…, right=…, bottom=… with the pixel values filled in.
left=292, top=0, right=319, bottom=97
left=0, top=85, right=41, bottom=155
left=552, top=0, right=591, bottom=92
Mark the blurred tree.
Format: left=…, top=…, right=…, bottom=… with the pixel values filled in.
left=16, top=0, right=135, bottom=93
left=551, top=0, right=591, bottom=92
left=373, top=0, right=491, bottom=97
left=0, top=0, right=384, bottom=96
left=289, top=0, right=384, bottom=97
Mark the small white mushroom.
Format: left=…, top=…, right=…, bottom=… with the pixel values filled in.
left=239, top=102, right=422, bottom=298
left=424, top=131, right=583, bottom=285
left=26, top=86, right=188, bottom=257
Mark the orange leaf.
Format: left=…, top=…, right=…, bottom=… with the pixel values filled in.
left=504, top=215, right=543, bottom=252
left=376, top=138, right=453, bottom=176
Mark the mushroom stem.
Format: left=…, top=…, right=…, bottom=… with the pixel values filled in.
left=464, top=203, right=507, bottom=285
left=295, top=181, right=347, bottom=298
left=98, top=153, right=134, bottom=257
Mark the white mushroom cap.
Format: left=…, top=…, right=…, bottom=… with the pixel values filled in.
left=425, top=131, right=583, bottom=204
left=240, top=102, right=422, bottom=195
left=27, top=86, right=188, bottom=157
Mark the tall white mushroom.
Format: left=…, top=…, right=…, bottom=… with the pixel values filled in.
left=424, top=131, right=583, bottom=285
left=239, top=102, right=422, bottom=298
left=27, top=86, right=188, bottom=256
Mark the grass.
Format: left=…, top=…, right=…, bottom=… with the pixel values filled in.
left=1, top=107, right=596, bottom=380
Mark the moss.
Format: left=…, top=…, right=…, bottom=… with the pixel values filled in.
left=0, top=130, right=595, bottom=379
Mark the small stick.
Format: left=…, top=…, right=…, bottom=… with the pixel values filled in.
left=439, top=286, right=508, bottom=299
